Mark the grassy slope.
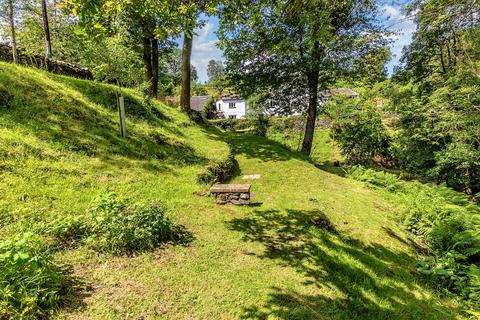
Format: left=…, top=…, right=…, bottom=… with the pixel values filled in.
left=0, top=62, right=466, bottom=319
left=267, top=127, right=344, bottom=165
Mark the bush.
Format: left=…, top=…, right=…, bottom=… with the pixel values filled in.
left=197, top=152, right=238, bottom=185
left=87, top=193, right=176, bottom=255
left=347, top=166, right=480, bottom=304
left=0, top=233, right=68, bottom=319
left=38, top=193, right=178, bottom=255
left=200, top=97, right=220, bottom=120
left=330, top=100, right=391, bottom=165
left=247, top=113, right=269, bottom=137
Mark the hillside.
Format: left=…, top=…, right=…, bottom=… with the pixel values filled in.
left=0, top=63, right=474, bottom=319
left=0, top=62, right=230, bottom=230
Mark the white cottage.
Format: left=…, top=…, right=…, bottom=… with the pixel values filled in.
left=216, top=95, right=247, bottom=119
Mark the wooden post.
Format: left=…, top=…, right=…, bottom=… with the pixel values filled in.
left=118, top=94, right=126, bottom=137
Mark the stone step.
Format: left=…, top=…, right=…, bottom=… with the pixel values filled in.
left=210, top=184, right=251, bottom=194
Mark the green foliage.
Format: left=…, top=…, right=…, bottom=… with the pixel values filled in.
left=200, top=96, right=219, bottom=120
left=191, top=81, right=208, bottom=96
left=209, top=118, right=240, bottom=131
left=350, top=46, right=391, bottom=87
left=84, top=32, right=144, bottom=87
left=36, top=193, right=177, bottom=255
left=87, top=193, right=175, bottom=255
left=197, top=150, right=237, bottom=184
left=0, top=233, right=68, bottom=320
left=246, top=111, right=269, bottom=137
left=390, top=0, right=480, bottom=195
left=207, top=59, right=225, bottom=83
left=209, top=116, right=269, bottom=136
left=328, top=97, right=391, bottom=165
left=347, top=166, right=480, bottom=304
left=389, top=71, right=480, bottom=195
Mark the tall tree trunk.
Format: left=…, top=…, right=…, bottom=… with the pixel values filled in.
left=151, top=37, right=159, bottom=99
left=440, top=44, right=447, bottom=74
left=301, top=39, right=321, bottom=155
left=301, top=71, right=319, bottom=155
left=41, top=0, right=52, bottom=58
left=142, top=37, right=153, bottom=96
left=8, top=0, right=17, bottom=63
left=180, top=31, right=193, bottom=112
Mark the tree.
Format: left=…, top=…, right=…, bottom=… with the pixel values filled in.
left=390, top=0, right=480, bottom=194
left=179, top=2, right=196, bottom=112
left=400, top=0, right=480, bottom=84
left=179, top=0, right=217, bottom=112
left=64, top=0, right=182, bottom=98
left=207, top=59, right=224, bottom=82
left=41, top=0, right=52, bottom=58
left=191, top=64, right=198, bottom=82
left=165, top=47, right=198, bottom=85
left=1, top=0, right=18, bottom=63
left=351, top=46, right=391, bottom=86
left=219, top=0, right=384, bottom=154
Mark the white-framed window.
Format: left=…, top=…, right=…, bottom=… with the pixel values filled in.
left=217, top=103, right=221, bottom=111
left=228, top=102, right=236, bottom=109
left=228, top=115, right=237, bottom=119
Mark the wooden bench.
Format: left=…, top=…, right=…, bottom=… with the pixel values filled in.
left=210, top=184, right=251, bottom=205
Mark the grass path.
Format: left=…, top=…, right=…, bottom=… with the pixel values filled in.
left=55, top=134, right=463, bottom=320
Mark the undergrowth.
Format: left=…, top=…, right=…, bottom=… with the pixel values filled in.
left=1, top=193, right=183, bottom=319
left=347, top=166, right=480, bottom=305
left=37, top=192, right=178, bottom=255
left=197, top=145, right=238, bottom=184
left=0, top=233, right=68, bottom=320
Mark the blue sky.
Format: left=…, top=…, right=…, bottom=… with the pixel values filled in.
left=189, top=1, right=417, bottom=83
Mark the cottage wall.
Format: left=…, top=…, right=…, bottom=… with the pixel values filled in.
left=216, top=99, right=247, bottom=119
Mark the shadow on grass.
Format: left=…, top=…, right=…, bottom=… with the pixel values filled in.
left=227, top=209, right=460, bottom=319
left=227, top=133, right=308, bottom=163
left=0, top=67, right=208, bottom=169
left=58, top=265, right=93, bottom=315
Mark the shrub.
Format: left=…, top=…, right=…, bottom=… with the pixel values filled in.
left=0, top=233, right=68, bottom=320
left=247, top=113, right=269, bottom=137
left=330, top=102, right=391, bottom=165
left=209, top=118, right=244, bottom=131
left=37, top=193, right=178, bottom=255
left=197, top=152, right=238, bottom=185
left=86, top=193, right=176, bottom=255
left=200, top=97, right=220, bottom=120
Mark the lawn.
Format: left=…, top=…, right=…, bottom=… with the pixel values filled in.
left=0, top=62, right=471, bottom=319
left=48, top=134, right=466, bottom=319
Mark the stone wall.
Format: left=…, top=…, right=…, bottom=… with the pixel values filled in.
left=0, top=43, right=93, bottom=80
left=213, top=192, right=250, bottom=205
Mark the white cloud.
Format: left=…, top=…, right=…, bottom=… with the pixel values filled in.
left=193, top=40, right=218, bottom=54
left=382, top=4, right=403, bottom=19
left=191, top=20, right=224, bottom=83
left=380, top=3, right=417, bottom=75
left=196, top=22, right=214, bottom=40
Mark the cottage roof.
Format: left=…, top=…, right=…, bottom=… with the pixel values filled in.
left=319, top=88, right=358, bottom=98
left=190, top=96, right=211, bottom=112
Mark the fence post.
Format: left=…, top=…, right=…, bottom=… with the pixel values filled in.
left=119, top=94, right=126, bottom=137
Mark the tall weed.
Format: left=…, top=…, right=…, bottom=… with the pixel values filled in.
left=0, top=233, right=67, bottom=319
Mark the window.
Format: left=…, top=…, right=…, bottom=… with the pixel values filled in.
left=228, top=102, right=236, bottom=109
left=217, top=103, right=221, bottom=111
left=228, top=115, right=237, bottom=119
